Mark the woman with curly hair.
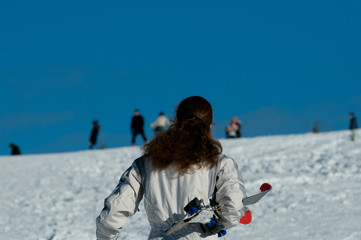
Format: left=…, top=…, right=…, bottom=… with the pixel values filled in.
left=96, top=96, right=246, bottom=239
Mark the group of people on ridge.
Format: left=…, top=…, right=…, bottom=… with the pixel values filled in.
left=87, top=111, right=360, bottom=149
left=131, top=110, right=171, bottom=146
left=87, top=110, right=171, bottom=149
left=90, top=111, right=242, bottom=150
left=7, top=111, right=359, bottom=155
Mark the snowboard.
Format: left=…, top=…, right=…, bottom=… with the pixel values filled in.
left=242, top=182, right=272, bottom=205
left=165, top=183, right=272, bottom=236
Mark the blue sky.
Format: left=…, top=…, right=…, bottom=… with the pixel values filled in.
left=1, top=0, right=360, bottom=155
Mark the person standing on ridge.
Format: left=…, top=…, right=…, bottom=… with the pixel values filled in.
left=9, top=143, right=21, bottom=155
left=89, top=120, right=101, bottom=149
left=151, top=112, right=170, bottom=135
left=131, top=109, right=148, bottom=146
left=96, top=96, right=246, bottom=239
left=349, top=113, right=358, bottom=141
left=225, top=117, right=242, bottom=138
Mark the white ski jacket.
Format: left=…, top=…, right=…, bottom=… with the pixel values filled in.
left=96, top=154, right=246, bottom=240
left=151, top=115, right=170, bottom=129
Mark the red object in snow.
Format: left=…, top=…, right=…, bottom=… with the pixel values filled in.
left=260, top=183, right=272, bottom=192
left=240, top=208, right=252, bottom=224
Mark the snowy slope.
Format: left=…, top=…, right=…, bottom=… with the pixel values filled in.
left=1, top=130, right=361, bottom=240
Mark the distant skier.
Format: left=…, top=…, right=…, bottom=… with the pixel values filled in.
left=89, top=120, right=101, bottom=149
left=131, top=109, right=148, bottom=146
left=349, top=113, right=357, bottom=141
left=150, top=112, right=170, bottom=134
left=96, top=96, right=246, bottom=239
left=225, top=117, right=242, bottom=138
left=9, top=143, right=21, bottom=155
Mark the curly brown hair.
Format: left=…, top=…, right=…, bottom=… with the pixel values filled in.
left=142, top=96, right=222, bottom=175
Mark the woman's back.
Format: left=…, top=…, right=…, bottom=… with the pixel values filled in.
left=136, top=154, right=245, bottom=239
left=96, top=96, right=246, bottom=240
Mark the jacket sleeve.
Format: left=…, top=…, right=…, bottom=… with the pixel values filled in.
left=215, top=157, right=246, bottom=229
left=96, top=159, right=144, bottom=240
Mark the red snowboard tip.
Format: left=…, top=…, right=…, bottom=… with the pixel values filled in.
left=240, top=208, right=252, bottom=224
left=260, top=183, right=272, bottom=192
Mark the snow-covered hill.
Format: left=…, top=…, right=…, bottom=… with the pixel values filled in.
left=1, top=130, right=361, bottom=240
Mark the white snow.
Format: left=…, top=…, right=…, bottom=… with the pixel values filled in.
left=1, top=130, right=361, bottom=240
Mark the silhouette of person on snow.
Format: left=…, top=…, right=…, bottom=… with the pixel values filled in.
left=89, top=120, right=101, bottom=149
left=349, top=113, right=358, bottom=141
left=131, top=109, right=148, bottom=146
left=9, top=143, right=21, bottom=155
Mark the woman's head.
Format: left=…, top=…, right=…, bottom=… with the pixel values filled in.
left=143, top=96, right=222, bottom=175
left=175, top=96, right=213, bottom=127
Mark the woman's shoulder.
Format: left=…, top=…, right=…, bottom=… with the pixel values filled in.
left=217, top=154, right=234, bottom=162
left=216, top=154, right=239, bottom=170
